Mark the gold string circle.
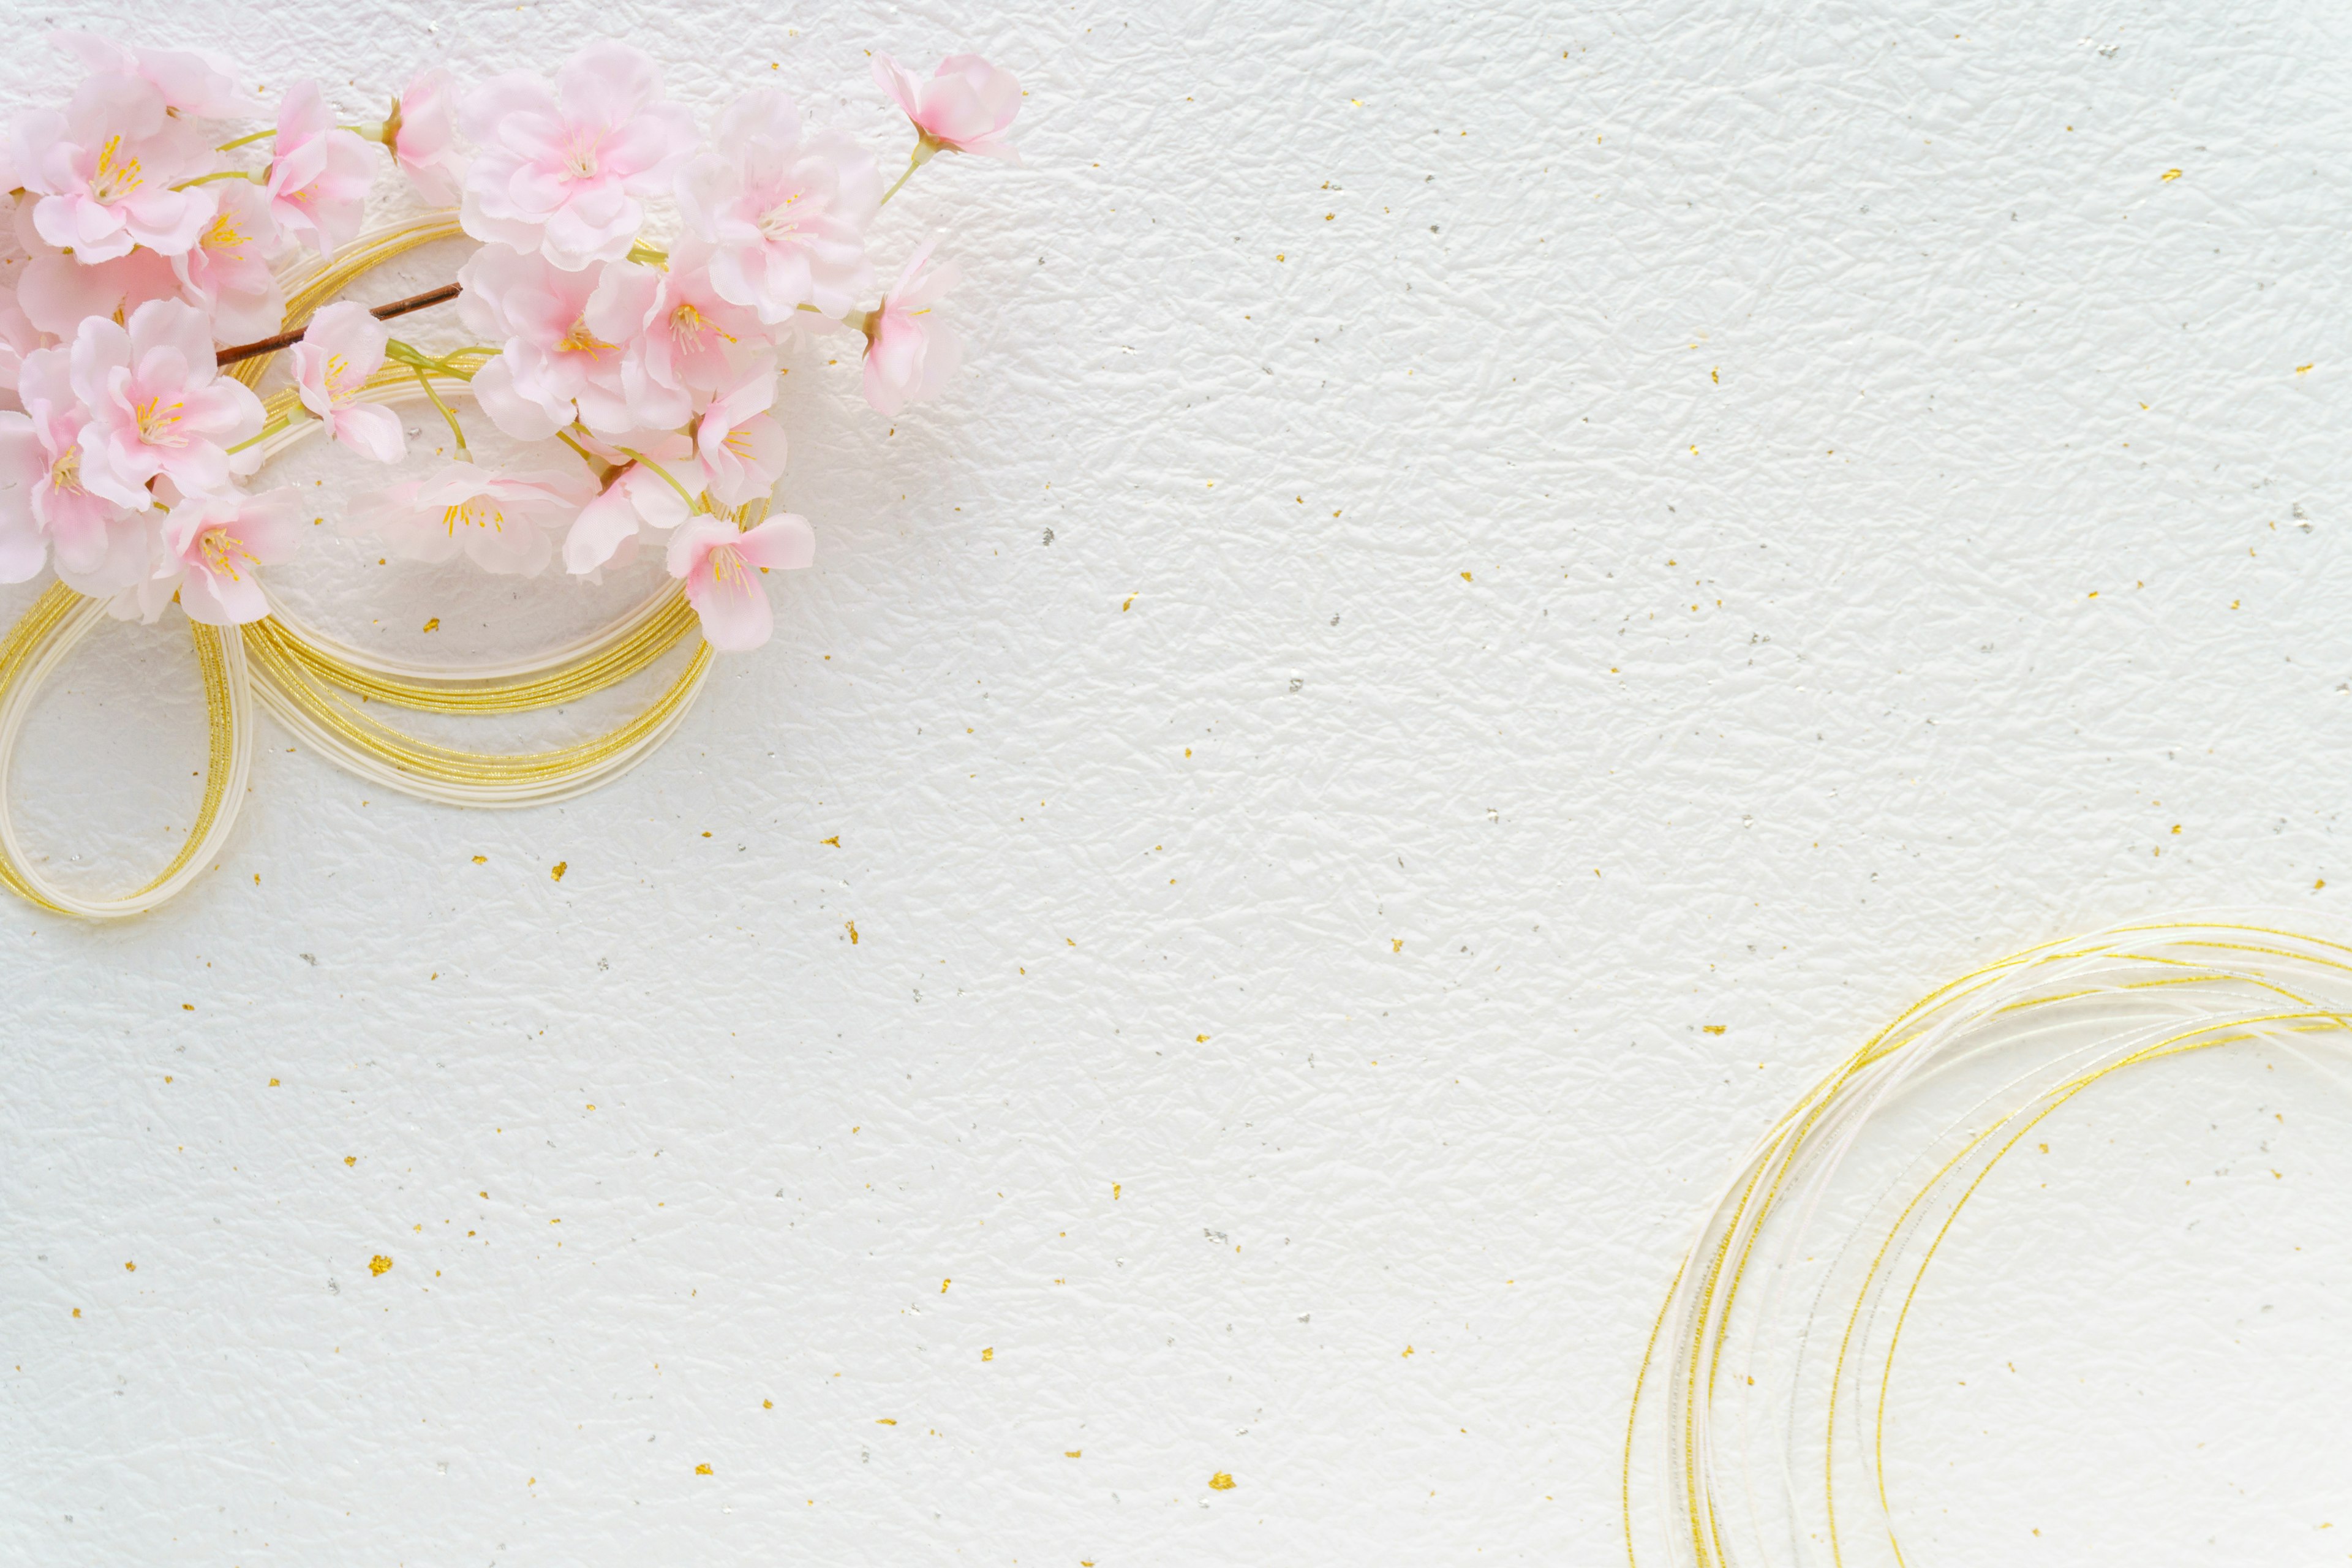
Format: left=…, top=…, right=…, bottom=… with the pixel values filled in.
left=1622, top=917, right=2352, bottom=1568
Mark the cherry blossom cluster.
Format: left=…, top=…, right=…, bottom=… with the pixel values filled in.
left=0, top=35, right=1020, bottom=649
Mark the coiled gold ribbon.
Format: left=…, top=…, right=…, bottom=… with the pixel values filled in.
left=1623, top=918, right=2352, bottom=1567
left=0, top=216, right=716, bottom=917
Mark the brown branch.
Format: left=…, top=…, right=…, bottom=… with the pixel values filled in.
left=214, top=282, right=463, bottom=368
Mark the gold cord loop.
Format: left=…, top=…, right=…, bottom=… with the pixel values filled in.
left=0, top=214, right=728, bottom=914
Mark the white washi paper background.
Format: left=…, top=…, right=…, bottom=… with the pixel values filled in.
left=2, top=2, right=2349, bottom=1563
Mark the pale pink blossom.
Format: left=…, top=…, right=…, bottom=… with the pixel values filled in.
left=693, top=368, right=788, bottom=507
left=155, top=486, right=304, bottom=624
left=0, top=435, right=44, bottom=581
left=12, top=73, right=217, bottom=261
left=290, top=301, right=404, bottom=462
left=15, top=244, right=179, bottom=339
left=172, top=181, right=285, bottom=344
left=0, top=345, right=141, bottom=578
left=457, top=244, right=685, bottom=439
left=52, top=32, right=241, bottom=118
left=641, top=243, right=773, bottom=395
left=386, top=67, right=464, bottom=207
left=873, top=53, right=1022, bottom=163
left=459, top=42, right=696, bottom=270
left=677, top=88, right=878, bottom=322
left=0, top=285, right=39, bottom=415
left=267, top=81, right=375, bottom=257
left=58, top=514, right=162, bottom=607
left=68, top=298, right=266, bottom=508
left=859, top=241, right=960, bottom=415
left=562, top=460, right=692, bottom=576
left=666, top=511, right=813, bottom=651
left=355, top=461, right=591, bottom=576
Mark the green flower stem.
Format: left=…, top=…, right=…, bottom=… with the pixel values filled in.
left=878, top=139, right=938, bottom=208
left=411, top=367, right=470, bottom=461
left=616, top=446, right=703, bottom=511
left=226, top=413, right=293, bottom=455
left=175, top=168, right=263, bottom=189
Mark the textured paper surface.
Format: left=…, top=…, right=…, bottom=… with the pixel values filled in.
left=2, top=2, right=2349, bottom=1562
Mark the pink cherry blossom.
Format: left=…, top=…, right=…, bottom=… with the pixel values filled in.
left=355, top=461, right=591, bottom=576
left=677, top=88, right=878, bottom=322
left=859, top=241, right=960, bottom=416
left=56, top=515, right=160, bottom=606
left=693, top=368, right=788, bottom=507
left=387, top=68, right=464, bottom=207
left=12, top=73, right=217, bottom=262
left=172, top=181, right=285, bottom=344
left=459, top=42, right=697, bottom=271
left=0, top=435, right=43, bottom=581
left=155, top=486, right=304, bottom=624
left=268, top=81, right=375, bottom=257
left=15, top=243, right=180, bottom=339
left=68, top=298, right=266, bottom=508
left=562, top=460, right=692, bottom=577
left=666, top=511, right=813, bottom=651
left=0, top=345, right=141, bottom=578
left=52, top=32, right=241, bottom=118
left=873, top=53, right=1022, bottom=164
left=0, top=286, right=40, bottom=415
left=641, top=243, right=773, bottom=396
left=290, top=301, right=404, bottom=462
left=457, top=244, right=685, bottom=439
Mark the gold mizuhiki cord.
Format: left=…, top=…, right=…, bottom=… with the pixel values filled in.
left=1622, top=919, right=2352, bottom=1568
left=0, top=215, right=724, bottom=916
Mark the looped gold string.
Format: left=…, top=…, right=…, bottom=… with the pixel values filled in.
left=0, top=582, right=251, bottom=917
left=0, top=214, right=734, bottom=914
left=1623, top=918, right=2352, bottom=1568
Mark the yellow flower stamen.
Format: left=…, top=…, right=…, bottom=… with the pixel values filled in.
left=443, top=497, right=506, bottom=537
left=89, top=135, right=144, bottom=203
left=756, top=190, right=804, bottom=241
left=557, top=318, right=616, bottom=358
left=196, top=528, right=254, bottom=582
left=205, top=209, right=249, bottom=256
left=133, top=396, right=187, bottom=448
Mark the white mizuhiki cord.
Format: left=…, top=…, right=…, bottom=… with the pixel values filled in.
left=0, top=596, right=254, bottom=918
left=237, top=375, right=714, bottom=807
left=249, top=378, right=685, bottom=681
left=244, top=653, right=711, bottom=809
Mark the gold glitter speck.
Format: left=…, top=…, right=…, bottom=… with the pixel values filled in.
left=550, top=861, right=567, bottom=881
left=1209, top=1472, right=1236, bottom=1490
left=695, top=1463, right=712, bottom=1475
left=368, top=1254, right=393, bottom=1276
